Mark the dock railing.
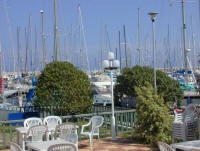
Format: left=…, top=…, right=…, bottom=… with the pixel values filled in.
left=0, top=109, right=136, bottom=149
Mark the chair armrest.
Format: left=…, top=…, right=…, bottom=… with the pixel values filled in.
left=81, top=121, right=91, bottom=133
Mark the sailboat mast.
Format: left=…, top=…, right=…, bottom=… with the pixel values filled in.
left=167, top=25, right=170, bottom=71
left=123, top=25, right=127, bottom=67
left=35, top=25, right=39, bottom=71
left=78, top=4, right=83, bottom=70
left=54, top=0, right=59, bottom=61
left=0, top=42, right=5, bottom=103
left=118, top=31, right=121, bottom=70
left=181, top=0, right=189, bottom=87
left=25, top=27, right=29, bottom=74
left=29, top=15, right=33, bottom=73
left=17, top=26, right=20, bottom=76
left=137, top=8, right=141, bottom=66
left=0, top=43, right=2, bottom=77
left=191, top=16, right=196, bottom=70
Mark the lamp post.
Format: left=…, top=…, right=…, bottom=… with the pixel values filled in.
left=40, top=10, right=46, bottom=68
left=103, top=52, right=120, bottom=141
left=148, top=12, right=158, bottom=88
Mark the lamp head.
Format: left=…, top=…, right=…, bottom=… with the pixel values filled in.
left=186, top=48, right=191, bottom=53
left=40, top=10, right=44, bottom=14
left=148, top=12, right=158, bottom=22
left=102, top=60, right=109, bottom=69
left=113, top=60, right=120, bottom=68
left=108, top=52, right=114, bottom=61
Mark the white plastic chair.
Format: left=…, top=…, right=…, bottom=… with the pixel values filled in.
left=10, top=142, right=23, bottom=151
left=24, top=117, right=42, bottom=129
left=66, top=133, right=78, bottom=151
left=54, top=123, right=78, bottom=150
left=80, top=116, right=104, bottom=150
left=172, top=104, right=197, bottom=141
left=158, top=142, right=175, bottom=151
left=43, top=116, right=62, bottom=140
left=26, top=125, right=48, bottom=142
left=47, top=143, right=77, bottom=151
left=43, top=116, right=62, bottom=130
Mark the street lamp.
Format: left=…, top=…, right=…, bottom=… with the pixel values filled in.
left=148, top=12, right=158, bottom=88
left=103, top=51, right=120, bottom=141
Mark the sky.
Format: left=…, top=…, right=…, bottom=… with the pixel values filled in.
left=0, top=0, right=199, bottom=72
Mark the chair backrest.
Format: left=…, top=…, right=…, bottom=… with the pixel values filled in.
left=27, top=125, right=48, bottom=142
left=91, top=116, right=104, bottom=134
left=43, top=116, right=62, bottom=127
left=173, top=104, right=196, bottom=123
left=24, top=117, right=42, bottom=128
left=47, top=143, right=77, bottom=151
left=10, top=142, right=23, bottom=151
left=54, top=123, right=77, bottom=140
left=174, top=111, right=184, bottom=122
left=184, top=104, right=196, bottom=122
left=158, top=142, right=175, bottom=151
left=66, top=133, right=78, bottom=144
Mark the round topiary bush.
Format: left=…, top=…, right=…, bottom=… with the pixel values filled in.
left=35, top=61, right=93, bottom=114
left=114, top=66, right=183, bottom=106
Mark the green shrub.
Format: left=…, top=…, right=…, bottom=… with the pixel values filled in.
left=133, top=82, right=173, bottom=146
left=35, top=61, right=93, bottom=114
left=114, top=66, right=183, bottom=106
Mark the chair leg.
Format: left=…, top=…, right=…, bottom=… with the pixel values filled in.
left=89, top=135, right=93, bottom=150
left=98, top=134, right=100, bottom=143
left=79, top=134, right=82, bottom=145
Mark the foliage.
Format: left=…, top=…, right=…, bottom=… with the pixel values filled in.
left=133, top=82, right=173, bottom=146
left=35, top=61, right=93, bottom=114
left=114, top=66, right=183, bottom=106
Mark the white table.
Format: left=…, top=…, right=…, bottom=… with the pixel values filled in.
left=27, top=140, right=72, bottom=151
left=16, top=127, right=28, bottom=150
left=16, top=125, right=79, bottom=150
left=171, top=140, right=200, bottom=150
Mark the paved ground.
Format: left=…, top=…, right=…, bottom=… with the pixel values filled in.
left=0, top=137, right=159, bottom=151
left=79, top=137, right=159, bottom=151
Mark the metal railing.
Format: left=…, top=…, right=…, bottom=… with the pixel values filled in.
left=0, top=109, right=136, bottom=149
left=0, top=104, right=132, bottom=118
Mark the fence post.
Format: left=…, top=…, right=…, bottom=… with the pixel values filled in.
left=9, top=124, right=12, bottom=142
left=115, top=113, right=118, bottom=136
left=2, top=124, right=6, bottom=147
left=121, top=113, right=124, bottom=133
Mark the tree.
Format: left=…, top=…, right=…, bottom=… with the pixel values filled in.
left=35, top=61, right=93, bottom=114
left=133, top=82, right=173, bottom=146
left=114, top=66, right=183, bottom=106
